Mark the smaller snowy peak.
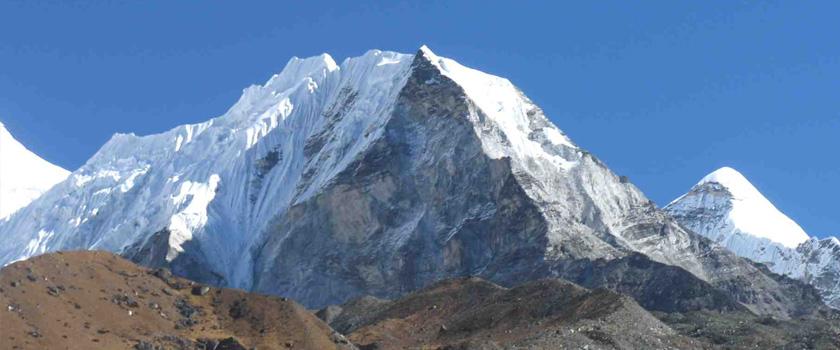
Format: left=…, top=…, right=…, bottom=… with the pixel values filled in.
left=669, top=166, right=840, bottom=308
left=697, top=167, right=765, bottom=201
left=0, top=121, right=71, bottom=219
left=266, top=53, right=338, bottom=88
left=671, top=166, right=810, bottom=248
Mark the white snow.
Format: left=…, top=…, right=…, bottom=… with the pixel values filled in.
left=666, top=166, right=840, bottom=308
left=377, top=56, right=402, bottom=66
left=167, top=174, right=221, bottom=261
left=0, top=121, right=70, bottom=219
left=419, top=45, right=578, bottom=167
left=245, top=98, right=293, bottom=149
left=23, top=229, right=54, bottom=257
left=695, top=166, right=809, bottom=248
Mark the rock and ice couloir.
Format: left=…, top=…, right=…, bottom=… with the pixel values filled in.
left=666, top=166, right=840, bottom=308
left=0, top=47, right=829, bottom=315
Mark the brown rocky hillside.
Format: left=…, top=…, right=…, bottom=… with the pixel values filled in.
left=0, top=251, right=355, bottom=350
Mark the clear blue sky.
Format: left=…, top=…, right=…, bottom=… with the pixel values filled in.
left=0, top=2, right=837, bottom=236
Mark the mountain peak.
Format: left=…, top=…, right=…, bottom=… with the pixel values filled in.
left=262, top=53, right=339, bottom=91
left=698, top=166, right=763, bottom=200
left=668, top=167, right=840, bottom=308
left=417, top=44, right=438, bottom=60
left=671, top=166, right=810, bottom=248
left=287, top=53, right=339, bottom=72
left=700, top=166, right=746, bottom=185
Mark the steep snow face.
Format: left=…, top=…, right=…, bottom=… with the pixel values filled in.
left=665, top=166, right=809, bottom=255
left=0, top=49, right=414, bottom=275
left=0, top=122, right=70, bottom=219
left=666, top=167, right=840, bottom=308
left=675, top=167, right=809, bottom=248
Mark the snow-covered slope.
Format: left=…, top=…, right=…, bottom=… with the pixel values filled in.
left=666, top=167, right=840, bottom=308
left=0, top=48, right=825, bottom=316
left=0, top=122, right=70, bottom=219
left=0, top=50, right=409, bottom=273
left=667, top=167, right=810, bottom=250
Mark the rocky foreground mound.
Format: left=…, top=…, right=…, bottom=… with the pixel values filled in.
left=0, top=251, right=354, bottom=350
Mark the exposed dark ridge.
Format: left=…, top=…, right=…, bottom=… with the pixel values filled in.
left=554, top=253, right=746, bottom=314
left=320, top=276, right=702, bottom=349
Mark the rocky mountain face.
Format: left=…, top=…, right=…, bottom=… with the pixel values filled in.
left=0, top=121, right=70, bottom=219
left=666, top=166, right=840, bottom=309
left=0, top=47, right=831, bottom=319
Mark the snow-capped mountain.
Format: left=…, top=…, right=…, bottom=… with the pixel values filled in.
left=666, top=166, right=840, bottom=308
left=0, top=121, right=70, bottom=219
left=0, top=47, right=826, bottom=315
